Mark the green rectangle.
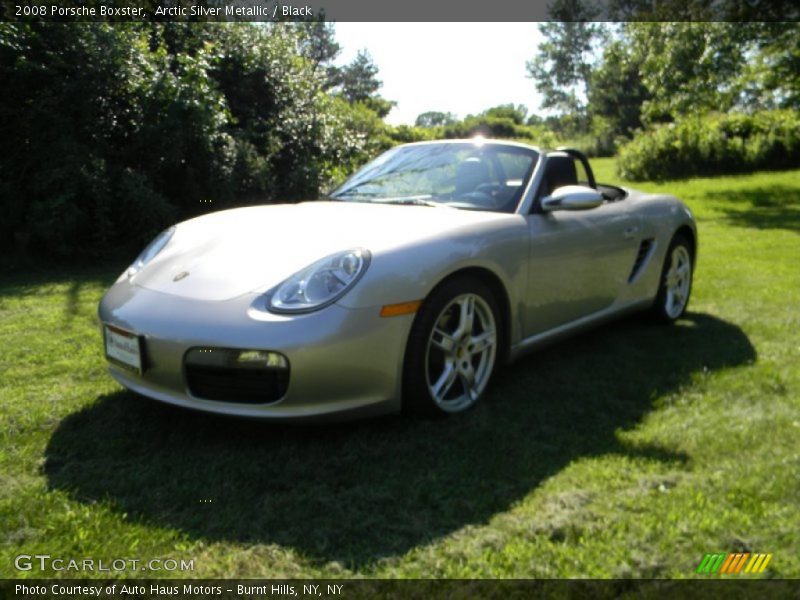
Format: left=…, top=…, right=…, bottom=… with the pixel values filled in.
left=697, top=554, right=714, bottom=574
left=697, top=553, right=727, bottom=574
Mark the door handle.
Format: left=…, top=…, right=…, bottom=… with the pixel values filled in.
left=623, top=226, right=639, bottom=239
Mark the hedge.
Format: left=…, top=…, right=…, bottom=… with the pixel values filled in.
left=616, top=110, right=800, bottom=181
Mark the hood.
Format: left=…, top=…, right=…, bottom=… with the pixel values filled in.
left=131, top=201, right=507, bottom=301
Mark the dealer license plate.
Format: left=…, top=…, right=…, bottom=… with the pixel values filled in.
left=104, top=325, right=143, bottom=372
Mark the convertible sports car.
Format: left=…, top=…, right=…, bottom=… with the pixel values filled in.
left=99, top=139, right=696, bottom=420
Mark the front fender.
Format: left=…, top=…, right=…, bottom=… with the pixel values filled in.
left=337, top=215, right=529, bottom=343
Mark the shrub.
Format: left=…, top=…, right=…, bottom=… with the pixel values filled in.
left=441, top=116, right=541, bottom=143
left=617, top=110, right=800, bottom=181
left=0, top=23, right=384, bottom=257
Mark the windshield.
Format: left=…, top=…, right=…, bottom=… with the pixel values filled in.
left=329, top=142, right=539, bottom=213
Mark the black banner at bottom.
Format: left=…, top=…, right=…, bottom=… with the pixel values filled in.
left=3, top=579, right=800, bottom=600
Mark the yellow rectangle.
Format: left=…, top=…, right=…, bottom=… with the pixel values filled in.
left=744, top=554, right=759, bottom=573
left=759, top=554, right=772, bottom=573
left=750, top=554, right=766, bottom=573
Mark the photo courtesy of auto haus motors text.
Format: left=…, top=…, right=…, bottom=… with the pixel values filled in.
left=13, top=583, right=345, bottom=598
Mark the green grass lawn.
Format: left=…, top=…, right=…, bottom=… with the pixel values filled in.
left=1, top=164, right=798, bottom=579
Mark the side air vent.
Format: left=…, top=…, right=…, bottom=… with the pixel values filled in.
left=628, top=238, right=654, bottom=283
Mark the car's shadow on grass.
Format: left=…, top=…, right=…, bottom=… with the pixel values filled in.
left=44, top=312, right=755, bottom=567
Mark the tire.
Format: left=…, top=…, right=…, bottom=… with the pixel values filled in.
left=402, top=276, right=501, bottom=416
left=650, top=232, right=694, bottom=323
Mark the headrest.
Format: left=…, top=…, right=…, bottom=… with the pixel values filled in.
left=545, top=154, right=578, bottom=193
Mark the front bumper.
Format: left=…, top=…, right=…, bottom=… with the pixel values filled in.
left=98, top=280, right=412, bottom=420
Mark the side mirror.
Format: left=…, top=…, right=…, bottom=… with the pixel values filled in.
left=541, top=185, right=603, bottom=212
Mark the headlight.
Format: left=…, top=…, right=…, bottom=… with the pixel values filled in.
left=268, top=248, right=370, bottom=313
left=127, top=226, right=175, bottom=277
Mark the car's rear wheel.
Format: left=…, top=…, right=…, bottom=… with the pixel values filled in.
left=403, top=277, right=500, bottom=416
left=651, top=233, right=694, bottom=322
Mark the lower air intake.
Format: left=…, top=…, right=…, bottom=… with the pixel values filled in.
left=185, top=348, right=289, bottom=404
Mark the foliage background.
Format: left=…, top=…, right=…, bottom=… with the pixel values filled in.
left=529, top=20, right=800, bottom=178
left=1, top=20, right=798, bottom=258
left=0, top=22, right=399, bottom=257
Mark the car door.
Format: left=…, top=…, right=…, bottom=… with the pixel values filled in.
left=522, top=175, right=641, bottom=338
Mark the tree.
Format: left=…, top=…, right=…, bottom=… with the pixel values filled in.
left=331, top=49, right=395, bottom=118
left=482, top=104, right=528, bottom=125
left=529, top=18, right=800, bottom=146
left=334, top=50, right=380, bottom=103
left=526, top=0, right=607, bottom=132
left=587, top=37, right=649, bottom=138
left=415, top=111, right=457, bottom=128
left=630, top=22, right=751, bottom=124
left=737, top=23, right=800, bottom=111
left=0, top=23, right=385, bottom=256
left=0, top=23, right=233, bottom=252
left=622, top=22, right=800, bottom=123
left=294, top=17, right=341, bottom=91
left=525, top=114, right=544, bottom=126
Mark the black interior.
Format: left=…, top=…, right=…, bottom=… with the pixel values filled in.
left=597, top=183, right=627, bottom=202
left=541, top=153, right=578, bottom=196
left=535, top=149, right=628, bottom=210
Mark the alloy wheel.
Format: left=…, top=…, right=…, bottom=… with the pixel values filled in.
left=424, top=293, right=497, bottom=412
left=664, top=245, right=692, bottom=319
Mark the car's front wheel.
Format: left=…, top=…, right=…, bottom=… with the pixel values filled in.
left=651, top=232, right=694, bottom=322
left=403, top=277, right=500, bottom=416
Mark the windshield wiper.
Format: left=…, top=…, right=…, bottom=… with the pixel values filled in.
left=374, top=197, right=444, bottom=208
left=327, top=195, right=449, bottom=208
left=327, top=191, right=380, bottom=201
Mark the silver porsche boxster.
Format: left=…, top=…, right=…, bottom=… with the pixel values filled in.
left=99, top=139, right=696, bottom=420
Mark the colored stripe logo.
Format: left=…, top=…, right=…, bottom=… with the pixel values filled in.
left=696, top=552, right=772, bottom=574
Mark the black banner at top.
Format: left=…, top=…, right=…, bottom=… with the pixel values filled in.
left=1, top=0, right=799, bottom=22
